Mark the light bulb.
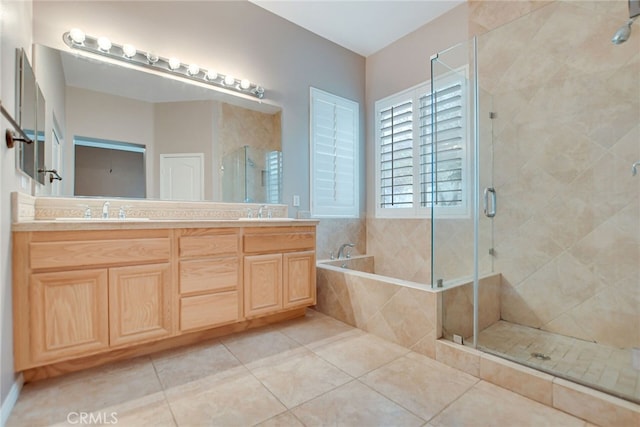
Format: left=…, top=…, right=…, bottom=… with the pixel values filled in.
left=240, top=79, right=251, bottom=89
left=205, top=70, right=218, bottom=81
left=146, top=52, right=159, bottom=64
left=97, top=37, right=112, bottom=52
left=224, top=75, right=235, bottom=86
left=122, top=44, right=137, bottom=58
left=187, top=64, right=200, bottom=76
left=168, top=58, right=181, bottom=70
left=69, top=28, right=85, bottom=45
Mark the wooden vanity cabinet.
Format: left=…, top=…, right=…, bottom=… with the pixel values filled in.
left=243, top=227, right=316, bottom=317
left=13, top=229, right=173, bottom=371
left=177, top=229, right=241, bottom=331
left=13, top=222, right=316, bottom=376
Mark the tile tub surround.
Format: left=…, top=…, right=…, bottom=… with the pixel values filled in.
left=316, top=256, right=441, bottom=358
left=6, top=309, right=593, bottom=427
left=316, top=256, right=501, bottom=358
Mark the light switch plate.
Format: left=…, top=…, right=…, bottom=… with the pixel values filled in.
left=293, top=195, right=300, bottom=207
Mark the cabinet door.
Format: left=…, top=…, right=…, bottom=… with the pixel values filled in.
left=283, top=251, right=316, bottom=308
left=109, top=263, right=172, bottom=346
left=30, top=269, right=109, bottom=363
left=244, top=254, right=282, bottom=317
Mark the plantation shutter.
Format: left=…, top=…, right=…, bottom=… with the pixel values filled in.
left=310, top=88, right=359, bottom=218
left=419, top=80, right=464, bottom=207
left=378, top=98, right=414, bottom=208
left=265, top=150, right=282, bottom=204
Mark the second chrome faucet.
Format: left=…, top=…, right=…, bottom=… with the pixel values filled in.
left=337, top=243, right=355, bottom=259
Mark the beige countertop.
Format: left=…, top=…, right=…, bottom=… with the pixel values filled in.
left=12, top=218, right=319, bottom=232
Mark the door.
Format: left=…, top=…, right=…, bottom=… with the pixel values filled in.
left=243, top=253, right=282, bottom=317
left=30, top=269, right=109, bottom=363
left=160, top=153, right=204, bottom=201
left=283, top=251, right=316, bottom=308
left=109, top=263, right=172, bottom=346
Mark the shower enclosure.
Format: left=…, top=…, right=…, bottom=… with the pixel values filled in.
left=221, top=145, right=282, bottom=203
left=431, top=0, right=639, bottom=403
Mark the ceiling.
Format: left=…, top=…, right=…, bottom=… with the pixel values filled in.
left=249, top=0, right=465, bottom=57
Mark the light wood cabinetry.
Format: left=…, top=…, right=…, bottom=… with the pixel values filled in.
left=13, top=229, right=173, bottom=371
left=283, top=251, right=316, bottom=308
left=29, top=269, right=109, bottom=364
left=109, top=263, right=172, bottom=346
left=13, top=223, right=315, bottom=376
left=177, top=229, right=241, bottom=331
left=243, top=227, right=316, bottom=318
left=244, top=253, right=283, bottom=317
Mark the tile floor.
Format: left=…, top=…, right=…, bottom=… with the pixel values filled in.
left=477, top=320, right=639, bottom=403
left=8, top=310, right=594, bottom=426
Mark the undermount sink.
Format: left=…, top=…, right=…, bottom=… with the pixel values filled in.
left=239, top=217, right=292, bottom=221
left=54, top=217, right=150, bottom=221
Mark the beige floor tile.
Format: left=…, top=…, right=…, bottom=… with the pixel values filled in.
left=312, top=331, right=409, bottom=377
left=429, top=380, right=586, bottom=427
left=276, top=310, right=356, bottom=348
left=250, top=348, right=353, bottom=408
left=7, top=357, right=162, bottom=426
left=221, top=326, right=301, bottom=367
left=255, top=411, right=305, bottom=427
left=152, top=340, right=242, bottom=389
left=52, top=392, right=176, bottom=427
left=292, top=380, right=425, bottom=426
left=165, top=366, right=286, bottom=427
left=360, top=352, right=478, bottom=422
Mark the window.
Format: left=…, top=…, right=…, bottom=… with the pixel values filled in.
left=375, top=72, right=468, bottom=218
left=310, top=87, right=359, bottom=218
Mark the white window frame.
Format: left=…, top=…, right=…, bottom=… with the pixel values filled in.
left=310, top=87, right=360, bottom=218
left=374, top=68, right=470, bottom=219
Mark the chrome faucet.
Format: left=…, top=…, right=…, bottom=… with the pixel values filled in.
left=337, top=243, right=355, bottom=259
left=102, top=201, right=110, bottom=219
left=258, top=205, right=266, bottom=219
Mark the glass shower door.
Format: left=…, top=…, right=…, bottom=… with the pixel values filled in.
left=474, top=0, right=640, bottom=403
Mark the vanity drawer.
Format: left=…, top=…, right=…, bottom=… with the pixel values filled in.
left=180, top=291, right=239, bottom=331
left=29, top=238, right=171, bottom=270
left=179, top=233, right=239, bottom=258
left=243, top=232, right=315, bottom=254
left=179, top=257, right=239, bottom=295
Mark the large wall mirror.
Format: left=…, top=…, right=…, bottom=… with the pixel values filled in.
left=17, top=48, right=36, bottom=179
left=34, top=44, right=282, bottom=203
left=17, top=48, right=48, bottom=185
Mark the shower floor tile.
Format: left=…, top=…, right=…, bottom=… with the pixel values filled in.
left=476, top=320, right=639, bottom=403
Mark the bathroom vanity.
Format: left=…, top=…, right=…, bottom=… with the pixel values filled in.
left=11, top=195, right=317, bottom=381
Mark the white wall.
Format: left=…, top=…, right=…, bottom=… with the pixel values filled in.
left=32, top=0, right=366, bottom=217
left=0, top=0, right=33, bottom=412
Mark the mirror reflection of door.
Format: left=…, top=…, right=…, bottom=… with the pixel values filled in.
left=160, top=153, right=204, bottom=201
left=74, top=137, right=146, bottom=198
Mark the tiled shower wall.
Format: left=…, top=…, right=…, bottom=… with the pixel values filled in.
left=364, top=1, right=638, bottom=349
left=478, top=0, right=639, bottom=349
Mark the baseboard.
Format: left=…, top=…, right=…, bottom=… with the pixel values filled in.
left=0, top=374, right=23, bottom=427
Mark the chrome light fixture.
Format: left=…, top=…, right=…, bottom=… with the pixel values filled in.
left=62, top=29, right=265, bottom=99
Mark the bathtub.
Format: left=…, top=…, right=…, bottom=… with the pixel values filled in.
left=315, top=255, right=501, bottom=358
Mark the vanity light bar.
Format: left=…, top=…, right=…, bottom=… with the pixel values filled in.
left=62, top=30, right=265, bottom=99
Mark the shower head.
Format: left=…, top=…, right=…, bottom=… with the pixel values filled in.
left=612, top=17, right=636, bottom=44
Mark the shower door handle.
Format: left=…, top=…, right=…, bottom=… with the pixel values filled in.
left=483, top=187, right=496, bottom=218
